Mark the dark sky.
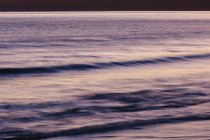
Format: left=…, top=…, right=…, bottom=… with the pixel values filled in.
left=0, top=0, right=210, bottom=11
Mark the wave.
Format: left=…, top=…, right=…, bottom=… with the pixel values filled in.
left=2, top=86, right=210, bottom=139
left=7, top=113, right=210, bottom=140
left=1, top=53, right=210, bottom=75
left=1, top=87, right=208, bottom=122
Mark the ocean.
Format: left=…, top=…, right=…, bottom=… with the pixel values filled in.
left=1, top=12, right=210, bottom=139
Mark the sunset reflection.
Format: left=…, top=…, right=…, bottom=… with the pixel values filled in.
left=1, top=12, right=210, bottom=139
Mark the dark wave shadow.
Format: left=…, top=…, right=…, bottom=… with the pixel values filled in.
left=1, top=53, right=210, bottom=76
left=1, top=82, right=210, bottom=139
left=83, top=89, right=208, bottom=113
left=1, top=87, right=209, bottom=123
left=7, top=113, right=210, bottom=140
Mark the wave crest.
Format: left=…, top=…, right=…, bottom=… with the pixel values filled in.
left=1, top=53, right=210, bottom=75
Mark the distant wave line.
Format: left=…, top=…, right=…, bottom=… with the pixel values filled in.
left=1, top=53, right=210, bottom=75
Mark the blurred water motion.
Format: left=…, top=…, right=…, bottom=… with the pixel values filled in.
left=1, top=12, right=210, bottom=139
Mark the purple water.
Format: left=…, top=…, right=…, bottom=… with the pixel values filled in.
left=1, top=12, right=210, bottom=139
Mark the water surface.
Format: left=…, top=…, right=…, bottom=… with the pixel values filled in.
left=1, top=12, right=210, bottom=139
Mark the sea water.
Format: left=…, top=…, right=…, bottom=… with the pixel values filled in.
left=0, top=12, right=210, bottom=139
